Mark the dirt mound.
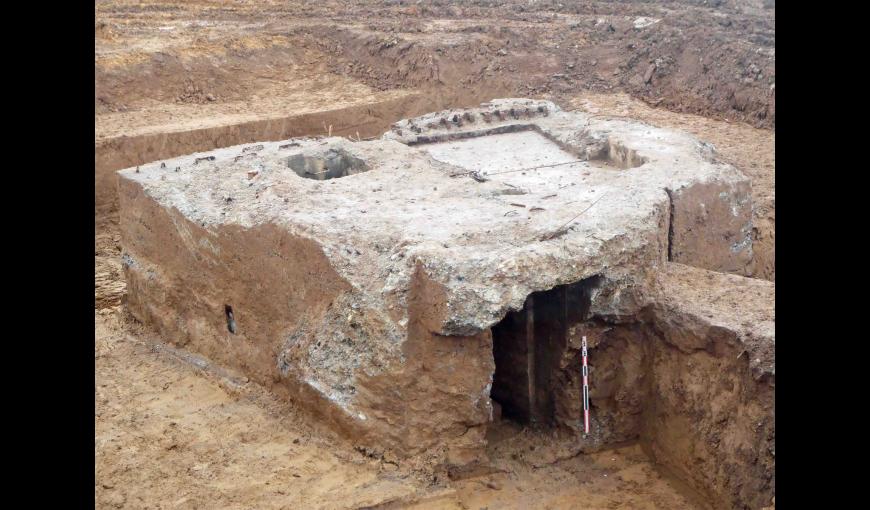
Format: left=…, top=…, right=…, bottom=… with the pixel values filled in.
left=96, top=1, right=775, bottom=128
left=95, top=35, right=311, bottom=114
left=295, top=1, right=775, bottom=128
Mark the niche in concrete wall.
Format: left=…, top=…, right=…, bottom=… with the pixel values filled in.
left=491, top=275, right=602, bottom=426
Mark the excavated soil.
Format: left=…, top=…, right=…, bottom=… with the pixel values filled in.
left=96, top=0, right=774, bottom=128
left=95, top=1, right=774, bottom=507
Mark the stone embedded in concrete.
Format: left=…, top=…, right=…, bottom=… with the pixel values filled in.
left=118, top=98, right=768, bottom=492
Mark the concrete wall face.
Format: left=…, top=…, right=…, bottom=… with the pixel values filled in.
left=121, top=180, right=495, bottom=462
left=118, top=99, right=773, bottom=505
left=668, top=179, right=754, bottom=275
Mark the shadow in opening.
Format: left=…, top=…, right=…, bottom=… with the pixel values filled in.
left=491, top=275, right=602, bottom=427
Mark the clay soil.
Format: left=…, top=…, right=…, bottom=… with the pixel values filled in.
left=95, top=1, right=774, bottom=508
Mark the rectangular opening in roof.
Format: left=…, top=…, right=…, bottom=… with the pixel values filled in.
left=424, top=130, right=581, bottom=175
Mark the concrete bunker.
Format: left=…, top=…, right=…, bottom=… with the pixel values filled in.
left=117, top=99, right=772, bottom=509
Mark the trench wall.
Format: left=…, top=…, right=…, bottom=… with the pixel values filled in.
left=540, top=279, right=774, bottom=509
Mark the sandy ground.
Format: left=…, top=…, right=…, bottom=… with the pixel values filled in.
left=95, top=49, right=414, bottom=141
left=95, top=311, right=418, bottom=509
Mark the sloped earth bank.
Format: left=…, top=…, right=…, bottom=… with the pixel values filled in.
left=95, top=0, right=774, bottom=128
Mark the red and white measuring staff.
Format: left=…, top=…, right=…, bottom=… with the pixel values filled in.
left=581, top=335, right=590, bottom=435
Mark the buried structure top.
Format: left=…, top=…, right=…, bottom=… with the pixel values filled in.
left=119, top=99, right=773, bottom=509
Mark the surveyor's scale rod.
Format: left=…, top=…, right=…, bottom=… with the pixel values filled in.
left=582, top=336, right=590, bottom=435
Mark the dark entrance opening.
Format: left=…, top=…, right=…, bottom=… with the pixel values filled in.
left=491, top=275, right=602, bottom=426
left=287, top=148, right=369, bottom=180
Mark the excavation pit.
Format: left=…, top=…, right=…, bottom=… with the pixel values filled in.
left=118, top=99, right=772, bottom=509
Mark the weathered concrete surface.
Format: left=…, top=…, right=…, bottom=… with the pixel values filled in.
left=119, top=99, right=761, bottom=475
left=95, top=93, right=426, bottom=221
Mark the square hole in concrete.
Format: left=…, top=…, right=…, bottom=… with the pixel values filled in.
left=287, top=148, right=369, bottom=180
